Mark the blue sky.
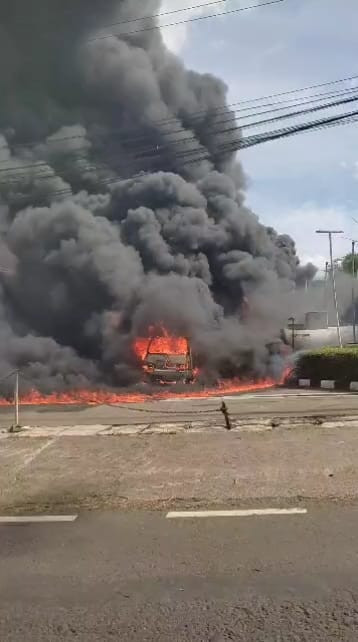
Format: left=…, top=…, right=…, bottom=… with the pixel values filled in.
left=161, top=0, right=358, bottom=271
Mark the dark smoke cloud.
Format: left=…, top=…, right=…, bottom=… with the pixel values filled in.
left=0, top=0, right=313, bottom=390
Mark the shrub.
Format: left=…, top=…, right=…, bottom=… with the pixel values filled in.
left=295, top=347, right=358, bottom=387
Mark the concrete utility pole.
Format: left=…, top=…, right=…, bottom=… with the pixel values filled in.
left=323, top=261, right=329, bottom=326
left=351, top=240, right=357, bottom=343
left=316, top=230, right=343, bottom=348
left=288, top=316, right=295, bottom=351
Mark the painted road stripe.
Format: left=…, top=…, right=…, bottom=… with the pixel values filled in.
left=0, top=515, right=78, bottom=524
left=166, top=508, right=307, bottom=519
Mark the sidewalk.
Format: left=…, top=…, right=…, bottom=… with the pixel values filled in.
left=2, top=420, right=358, bottom=514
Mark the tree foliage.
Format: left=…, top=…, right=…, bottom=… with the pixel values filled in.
left=342, top=253, right=358, bottom=276
left=295, top=347, right=358, bottom=387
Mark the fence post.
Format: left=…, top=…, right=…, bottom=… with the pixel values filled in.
left=220, top=401, right=232, bottom=431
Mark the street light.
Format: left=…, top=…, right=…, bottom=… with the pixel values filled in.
left=316, top=230, right=343, bottom=348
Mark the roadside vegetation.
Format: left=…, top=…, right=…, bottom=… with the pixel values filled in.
left=295, top=347, right=358, bottom=387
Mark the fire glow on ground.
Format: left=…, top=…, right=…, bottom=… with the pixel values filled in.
left=0, top=330, right=288, bottom=406
left=0, top=379, right=279, bottom=407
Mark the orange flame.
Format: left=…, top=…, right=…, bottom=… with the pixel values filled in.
left=133, top=337, right=151, bottom=361
left=0, top=376, right=283, bottom=407
left=0, top=329, right=291, bottom=407
left=133, top=328, right=189, bottom=361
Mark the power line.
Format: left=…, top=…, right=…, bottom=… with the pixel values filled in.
left=125, top=91, right=358, bottom=162
left=1, top=73, right=357, bottom=159
left=189, top=107, right=358, bottom=159
left=96, top=107, right=358, bottom=167
left=1, top=84, right=357, bottom=169
left=1, top=88, right=357, bottom=179
left=3, top=107, right=358, bottom=202
left=1, top=72, right=358, bottom=184
left=14, top=0, right=263, bottom=29
left=152, top=72, right=358, bottom=126
left=99, top=0, right=232, bottom=29
left=87, top=0, right=286, bottom=41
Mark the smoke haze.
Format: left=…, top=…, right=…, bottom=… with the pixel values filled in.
left=0, top=0, right=314, bottom=391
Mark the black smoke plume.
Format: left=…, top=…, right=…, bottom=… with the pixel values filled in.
left=0, top=0, right=314, bottom=391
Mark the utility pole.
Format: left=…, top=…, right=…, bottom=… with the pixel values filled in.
left=323, top=261, right=329, bottom=326
left=316, top=230, right=343, bottom=348
left=288, top=316, right=295, bottom=351
left=352, top=240, right=357, bottom=343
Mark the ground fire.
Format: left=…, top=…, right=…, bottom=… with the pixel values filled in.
left=0, top=378, right=279, bottom=407
left=0, top=329, right=291, bottom=406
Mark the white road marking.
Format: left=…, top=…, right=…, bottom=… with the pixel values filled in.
left=19, top=438, right=56, bottom=471
left=166, top=508, right=307, bottom=519
left=0, top=515, right=78, bottom=524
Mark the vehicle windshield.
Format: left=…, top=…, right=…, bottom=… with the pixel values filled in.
left=145, top=354, right=187, bottom=368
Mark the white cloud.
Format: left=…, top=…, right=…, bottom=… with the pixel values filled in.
left=249, top=199, right=355, bottom=266
left=159, top=0, right=239, bottom=53
left=354, top=162, right=358, bottom=181
left=283, top=204, right=353, bottom=265
left=300, top=254, right=328, bottom=272
left=160, top=0, right=210, bottom=53
left=159, top=0, right=358, bottom=272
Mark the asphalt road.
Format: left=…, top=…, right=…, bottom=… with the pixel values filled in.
left=1, top=506, right=358, bottom=640
left=1, top=388, right=358, bottom=428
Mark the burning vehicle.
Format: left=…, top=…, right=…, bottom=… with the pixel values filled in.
left=134, top=333, right=195, bottom=384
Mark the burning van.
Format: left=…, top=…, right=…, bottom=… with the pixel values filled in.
left=135, top=334, right=195, bottom=384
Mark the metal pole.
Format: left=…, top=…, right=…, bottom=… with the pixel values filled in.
left=288, top=317, right=295, bottom=351
left=328, top=232, right=342, bottom=347
left=352, top=241, right=357, bottom=343
left=324, top=261, right=329, bottom=324
left=292, top=320, right=295, bottom=351
left=14, top=370, right=19, bottom=427
left=316, top=231, right=343, bottom=348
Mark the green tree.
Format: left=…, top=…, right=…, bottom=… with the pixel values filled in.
left=342, top=253, right=358, bottom=277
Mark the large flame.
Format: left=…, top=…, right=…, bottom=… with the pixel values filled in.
left=0, top=377, right=278, bottom=407
left=133, top=329, right=189, bottom=361
left=0, top=329, right=290, bottom=407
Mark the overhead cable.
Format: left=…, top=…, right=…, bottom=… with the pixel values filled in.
left=87, top=0, right=286, bottom=41
left=1, top=89, right=357, bottom=178
left=1, top=73, right=358, bottom=156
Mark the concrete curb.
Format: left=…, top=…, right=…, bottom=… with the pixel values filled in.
left=4, top=415, right=358, bottom=437
left=298, top=379, right=358, bottom=392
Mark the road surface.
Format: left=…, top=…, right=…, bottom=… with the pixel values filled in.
left=1, top=506, right=358, bottom=640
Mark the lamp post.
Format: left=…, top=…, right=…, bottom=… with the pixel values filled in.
left=316, top=230, right=343, bottom=348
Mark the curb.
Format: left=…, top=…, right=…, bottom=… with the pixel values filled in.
left=298, top=379, right=358, bottom=392
left=4, top=415, right=358, bottom=438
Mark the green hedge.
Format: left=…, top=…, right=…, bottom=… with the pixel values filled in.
left=295, top=347, right=358, bottom=387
